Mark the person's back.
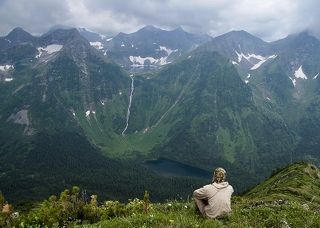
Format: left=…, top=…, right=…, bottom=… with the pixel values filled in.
left=193, top=167, right=234, bottom=218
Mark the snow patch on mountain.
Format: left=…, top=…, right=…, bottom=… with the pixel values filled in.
left=235, top=51, right=265, bottom=63
left=289, top=77, right=296, bottom=87
left=158, top=57, right=171, bottom=65
left=36, top=44, right=63, bottom=58
left=232, top=61, right=238, bottom=65
left=4, top=78, right=13, bottom=82
left=313, top=73, right=319, bottom=79
left=243, top=74, right=251, bottom=84
left=294, top=66, right=308, bottom=79
left=250, top=55, right=277, bottom=70
left=106, top=37, right=113, bottom=42
left=235, top=51, right=277, bottom=70
left=129, top=46, right=178, bottom=66
left=0, top=64, right=14, bottom=71
left=159, top=46, right=178, bottom=56
left=289, top=66, right=308, bottom=87
left=90, top=41, right=104, bottom=50
left=99, top=34, right=106, bottom=40
left=129, top=56, right=157, bottom=66
left=129, top=56, right=170, bottom=67
left=85, top=110, right=96, bottom=118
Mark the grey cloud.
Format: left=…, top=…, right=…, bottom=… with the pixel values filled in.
left=0, top=0, right=319, bottom=41
left=0, top=0, right=71, bottom=35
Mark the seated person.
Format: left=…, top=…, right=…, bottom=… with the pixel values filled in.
left=193, top=167, right=234, bottom=218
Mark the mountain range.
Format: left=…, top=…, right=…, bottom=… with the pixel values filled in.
left=78, top=25, right=211, bottom=72
left=1, top=25, right=320, bottom=204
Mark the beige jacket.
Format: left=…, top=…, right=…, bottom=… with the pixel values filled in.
left=193, top=182, right=234, bottom=218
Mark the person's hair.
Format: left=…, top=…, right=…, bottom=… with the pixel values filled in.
left=213, top=167, right=227, bottom=183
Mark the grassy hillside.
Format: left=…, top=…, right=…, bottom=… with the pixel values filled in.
left=1, top=162, right=320, bottom=227
left=245, top=161, right=320, bottom=204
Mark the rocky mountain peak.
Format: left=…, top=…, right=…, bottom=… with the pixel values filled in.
left=139, top=25, right=162, bottom=33
left=5, top=27, right=36, bottom=44
left=40, top=28, right=85, bottom=46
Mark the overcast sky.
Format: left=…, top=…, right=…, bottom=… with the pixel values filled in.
left=0, top=0, right=319, bottom=41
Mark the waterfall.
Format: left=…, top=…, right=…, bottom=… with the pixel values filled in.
left=122, top=74, right=134, bottom=135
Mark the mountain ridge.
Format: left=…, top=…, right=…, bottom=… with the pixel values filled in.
left=1, top=26, right=320, bottom=207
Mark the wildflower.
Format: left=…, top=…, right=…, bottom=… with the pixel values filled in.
left=11, top=212, right=19, bottom=219
left=302, top=203, right=309, bottom=210
left=281, top=219, right=290, bottom=228
left=184, top=205, right=188, bottom=209
left=169, top=219, right=174, bottom=223
left=90, top=195, right=98, bottom=206
left=168, top=203, right=172, bottom=207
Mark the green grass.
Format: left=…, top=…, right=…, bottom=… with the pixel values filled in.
left=3, top=162, right=320, bottom=227
left=80, top=202, right=225, bottom=228
left=216, top=108, right=257, bottom=164
left=76, top=198, right=320, bottom=228
left=245, top=162, right=320, bottom=205
left=104, top=124, right=171, bottom=158
left=85, top=162, right=320, bottom=227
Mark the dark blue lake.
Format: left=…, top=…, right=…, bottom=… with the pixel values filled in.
left=144, top=158, right=211, bottom=179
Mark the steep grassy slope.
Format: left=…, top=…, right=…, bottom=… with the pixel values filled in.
left=245, top=162, right=320, bottom=204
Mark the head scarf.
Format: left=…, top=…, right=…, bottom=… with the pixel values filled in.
left=213, top=167, right=227, bottom=183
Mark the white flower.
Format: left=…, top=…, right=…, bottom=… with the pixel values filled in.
left=11, top=212, right=19, bottom=219
left=302, top=204, right=309, bottom=210
left=281, top=219, right=290, bottom=228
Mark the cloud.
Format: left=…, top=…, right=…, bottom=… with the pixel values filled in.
left=0, top=0, right=319, bottom=41
left=0, top=0, right=70, bottom=35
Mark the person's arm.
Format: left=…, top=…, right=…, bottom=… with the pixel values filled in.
left=193, top=185, right=209, bottom=200
left=230, top=185, right=234, bottom=194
